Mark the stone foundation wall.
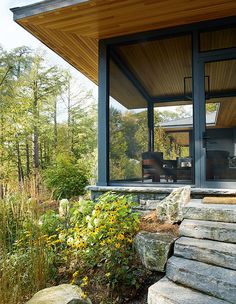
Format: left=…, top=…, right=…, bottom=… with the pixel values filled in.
left=87, top=186, right=236, bottom=203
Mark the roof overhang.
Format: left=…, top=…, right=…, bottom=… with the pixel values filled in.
left=11, top=1, right=236, bottom=85
left=11, top=0, right=89, bottom=20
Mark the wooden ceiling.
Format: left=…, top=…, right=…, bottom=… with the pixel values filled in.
left=216, top=98, right=236, bottom=128
left=117, top=35, right=192, bottom=97
left=12, top=0, right=236, bottom=85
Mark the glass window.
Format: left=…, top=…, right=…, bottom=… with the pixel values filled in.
left=204, top=59, right=236, bottom=181
left=109, top=34, right=193, bottom=184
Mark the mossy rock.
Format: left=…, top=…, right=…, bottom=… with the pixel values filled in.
left=134, top=231, right=177, bottom=272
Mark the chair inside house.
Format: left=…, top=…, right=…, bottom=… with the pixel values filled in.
left=142, top=152, right=178, bottom=182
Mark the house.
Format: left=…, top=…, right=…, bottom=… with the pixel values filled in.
left=11, top=0, right=236, bottom=199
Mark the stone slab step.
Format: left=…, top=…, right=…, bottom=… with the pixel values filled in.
left=166, top=256, right=236, bottom=303
left=148, top=277, right=229, bottom=304
left=183, top=199, right=236, bottom=223
left=174, top=237, right=236, bottom=270
left=180, top=219, right=236, bottom=243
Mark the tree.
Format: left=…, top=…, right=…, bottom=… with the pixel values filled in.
left=0, top=45, right=98, bottom=199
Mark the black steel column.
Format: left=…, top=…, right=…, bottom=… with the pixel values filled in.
left=97, top=41, right=109, bottom=186
left=192, top=30, right=203, bottom=187
left=147, top=101, right=154, bottom=152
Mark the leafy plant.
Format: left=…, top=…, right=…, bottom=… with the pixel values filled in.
left=64, top=192, right=143, bottom=301
left=44, top=154, right=88, bottom=199
left=0, top=195, right=57, bottom=304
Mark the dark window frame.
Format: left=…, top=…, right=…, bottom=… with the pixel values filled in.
left=97, top=16, right=236, bottom=188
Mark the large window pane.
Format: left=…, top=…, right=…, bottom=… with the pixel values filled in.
left=109, top=33, right=193, bottom=184
left=205, top=59, right=236, bottom=181
left=154, top=104, right=193, bottom=183
left=109, top=59, right=148, bottom=182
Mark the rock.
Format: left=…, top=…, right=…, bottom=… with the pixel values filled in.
left=180, top=219, right=236, bottom=243
left=139, top=199, right=162, bottom=210
left=26, top=284, right=92, bottom=304
left=134, top=231, right=177, bottom=272
left=174, top=236, right=236, bottom=270
left=166, top=256, right=236, bottom=303
left=148, top=277, right=228, bottom=304
left=156, top=186, right=191, bottom=224
left=183, top=199, right=236, bottom=223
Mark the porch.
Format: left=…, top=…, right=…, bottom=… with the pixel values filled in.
left=102, top=23, right=236, bottom=189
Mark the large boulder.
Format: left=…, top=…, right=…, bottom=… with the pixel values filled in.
left=156, top=186, right=191, bottom=224
left=26, top=284, right=92, bottom=304
left=134, top=231, right=177, bottom=272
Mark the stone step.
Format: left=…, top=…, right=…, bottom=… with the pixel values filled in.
left=174, top=237, right=236, bottom=270
left=166, top=256, right=236, bottom=303
left=148, top=277, right=229, bottom=304
left=183, top=199, right=236, bottom=223
left=180, top=219, right=236, bottom=243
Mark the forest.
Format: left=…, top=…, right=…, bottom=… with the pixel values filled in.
left=0, top=46, right=97, bottom=200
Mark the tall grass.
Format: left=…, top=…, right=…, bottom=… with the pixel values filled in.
left=0, top=194, right=53, bottom=304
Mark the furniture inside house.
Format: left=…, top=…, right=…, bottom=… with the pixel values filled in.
left=142, top=152, right=164, bottom=182
left=206, top=150, right=236, bottom=180
left=142, top=152, right=192, bottom=182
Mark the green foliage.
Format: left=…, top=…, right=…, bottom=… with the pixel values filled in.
left=0, top=192, right=146, bottom=304
left=0, top=46, right=97, bottom=199
left=62, top=192, right=143, bottom=300
left=44, top=155, right=88, bottom=199
left=0, top=195, right=57, bottom=304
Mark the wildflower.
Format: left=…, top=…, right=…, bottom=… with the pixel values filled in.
left=59, top=199, right=70, bottom=217
left=81, top=291, right=88, bottom=299
left=80, top=276, right=89, bottom=287
left=115, top=243, right=121, bottom=249
left=67, top=237, right=74, bottom=246
left=73, top=271, right=79, bottom=278
left=100, top=240, right=106, bottom=246
left=94, top=218, right=100, bottom=226
left=117, top=233, right=125, bottom=240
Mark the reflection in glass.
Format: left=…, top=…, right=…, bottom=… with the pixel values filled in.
left=205, top=60, right=236, bottom=181
left=109, top=34, right=193, bottom=184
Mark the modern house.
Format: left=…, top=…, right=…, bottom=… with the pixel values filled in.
left=11, top=0, right=236, bottom=198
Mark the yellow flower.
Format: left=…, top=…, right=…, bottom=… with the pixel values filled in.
left=73, top=271, right=79, bottom=278
left=81, top=276, right=89, bottom=287
left=115, top=243, right=121, bottom=249
left=81, top=291, right=88, bottom=299
left=117, top=233, right=125, bottom=241
left=100, top=240, right=106, bottom=246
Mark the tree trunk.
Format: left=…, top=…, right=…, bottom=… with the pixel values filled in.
left=26, top=140, right=30, bottom=178
left=16, top=140, right=24, bottom=190
left=33, top=81, right=40, bottom=198
left=54, top=98, right=58, bottom=151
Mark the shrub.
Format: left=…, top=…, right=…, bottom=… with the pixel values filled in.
left=44, top=155, right=88, bottom=199
left=0, top=192, right=145, bottom=304
left=63, top=192, right=144, bottom=301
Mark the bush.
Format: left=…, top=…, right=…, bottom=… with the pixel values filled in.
left=0, top=192, right=146, bottom=304
left=61, top=192, right=144, bottom=302
left=44, top=155, right=88, bottom=199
